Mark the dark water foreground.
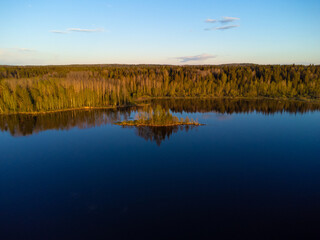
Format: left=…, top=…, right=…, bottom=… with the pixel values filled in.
left=1, top=99, right=320, bottom=239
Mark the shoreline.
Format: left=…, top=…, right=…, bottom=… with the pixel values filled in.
left=1, top=96, right=320, bottom=115
left=135, top=96, right=320, bottom=103
left=0, top=104, right=146, bottom=116
left=114, top=122, right=204, bottom=127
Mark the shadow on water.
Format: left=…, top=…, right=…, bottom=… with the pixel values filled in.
left=0, top=108, right=134, bottom=137
left=151, top=98, right=320, bottom=114
left=1, top=99, right=320, bottom=142
left=120, top=125, right=197, bottom=146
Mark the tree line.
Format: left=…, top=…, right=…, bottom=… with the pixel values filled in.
left=0, top=64, right=319, bottom=113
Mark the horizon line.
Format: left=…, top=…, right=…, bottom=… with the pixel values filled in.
left=0, top=62, right=318, bottom=67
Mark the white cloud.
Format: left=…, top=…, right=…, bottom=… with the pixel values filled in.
left=16, top=48, right=36, bottom=52
left=216, top=25, right=240, bottom=30
left=51, top=28, right=105, bottom=34
left=67, top=28, right=104, bottom=32
left=220, top=17, right=240, bottom=23
left=204, top=17, right=240, bottom=31
left=0, top=47, right=67, bottom=65
left=176, top=53, right=216, bottom=63
left=205, top=18, right=217, bottom=23
left=205, top=17, right=240, bottom=24
left=0, top=48, right=41, bottom=65
left=51, top=30, right=68, bottom=34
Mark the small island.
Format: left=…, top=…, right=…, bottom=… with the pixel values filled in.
left=114, top=105, right=204, bottom=127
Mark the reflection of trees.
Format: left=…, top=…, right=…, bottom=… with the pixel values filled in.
left=0, top=108, right=135, bottom=137
left=134, top=125, right=195, bottom=146
left=1, top=99, right=320, bottom=138
left=153, top=99, right=320, bottom=115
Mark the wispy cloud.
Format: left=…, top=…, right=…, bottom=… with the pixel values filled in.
left=204, top=16, right=240, bottom=31
left=67, top=28, right=104, bottom=32
left=220, top=17, right=240, bottom=23
left=4, top=47, right=37, bottom=52
left=205, top=18, right=217, bottom=23
left=16, top=48, right=36, bottom=52
left=0, top=48, right=61, bottom=65
left=51, top=30, right=68, bottom=34
left=51, top=28, right=105, bottom=34
left=205, top=25, right=240, bottom=31
left=176, top=53, right=216, bottom=63
left=216, top=25, right=240, bottom=30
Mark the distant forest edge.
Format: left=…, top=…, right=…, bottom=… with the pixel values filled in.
left=0, top=64, right=319, bottom=113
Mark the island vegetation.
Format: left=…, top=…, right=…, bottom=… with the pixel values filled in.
left=115, top=105, right=202, bottom=127
left=0, top=64, right=319, bottom=113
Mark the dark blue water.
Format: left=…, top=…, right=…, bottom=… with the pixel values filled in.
left=1, top=100, right=320, bottom=239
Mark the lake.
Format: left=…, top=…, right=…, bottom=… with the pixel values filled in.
left=1, top=99, right=320, bottom=239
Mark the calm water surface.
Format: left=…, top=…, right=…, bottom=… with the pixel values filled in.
left=1, top=99, right=320, bottom=239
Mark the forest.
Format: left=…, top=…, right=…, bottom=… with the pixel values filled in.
left=0, top=64, right=319, bottom=113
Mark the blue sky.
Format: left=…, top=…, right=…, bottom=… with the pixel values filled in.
left=0, top=0, right=320, bottom=65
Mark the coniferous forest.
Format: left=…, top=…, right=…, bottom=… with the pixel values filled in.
left=0, top=64, right=319, bottom=113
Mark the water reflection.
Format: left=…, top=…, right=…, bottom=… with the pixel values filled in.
left=153, top=98, right=320, bottom=114
left=1, top=99, right=320, bottom=140
left=0, top=108, right=134, bottom=137
left=124, top=125, right=197, bottom=146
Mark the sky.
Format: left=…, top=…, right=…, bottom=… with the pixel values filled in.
left=0, top=0, right=320, bottom=65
